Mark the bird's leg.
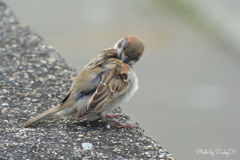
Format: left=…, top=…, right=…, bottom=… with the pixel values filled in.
left=103, top=117, right=135, bottom=128
left=105, top=113, right=121, bottom=118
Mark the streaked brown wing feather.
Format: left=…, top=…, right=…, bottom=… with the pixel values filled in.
left=76, top=59, right=129, bottom=120
left=90, top=83, right=110, bottom=110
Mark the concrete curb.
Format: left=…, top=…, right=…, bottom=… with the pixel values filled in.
left=0, top=1, right=174, bottom=159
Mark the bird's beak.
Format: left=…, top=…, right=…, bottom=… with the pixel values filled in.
left=121, top=53, right=128, bottom=62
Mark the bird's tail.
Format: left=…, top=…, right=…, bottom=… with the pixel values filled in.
left=23, top=105, right=62, bottom=127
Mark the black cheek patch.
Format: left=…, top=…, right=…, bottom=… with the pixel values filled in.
left=118, top=41, right=122, bottom=48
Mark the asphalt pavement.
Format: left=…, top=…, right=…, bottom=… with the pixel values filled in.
left=5, top=1, right=240, bottom=159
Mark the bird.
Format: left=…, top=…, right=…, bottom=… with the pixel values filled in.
left=23, top=35, right=144, bottom=128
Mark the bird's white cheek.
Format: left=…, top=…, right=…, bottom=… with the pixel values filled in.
left=114, top=42, right=123, bottom=55
left=114, top=38, right=126, bottom=56
left=114, top=40, right=119, bottom=49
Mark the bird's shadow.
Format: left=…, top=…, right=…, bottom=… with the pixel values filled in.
left=65, top=119, right=115, bottom=132
left=26, top=118, right=111, bottom=130
left=24, top=107, right=129, bottom=132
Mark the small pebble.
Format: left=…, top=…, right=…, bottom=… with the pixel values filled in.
left=1, top=103, right=9, bottom=106
left=82, top=143, right=93, bottom=150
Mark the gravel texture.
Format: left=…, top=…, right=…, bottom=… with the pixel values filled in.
left=0, top=1, right=174, bottom=159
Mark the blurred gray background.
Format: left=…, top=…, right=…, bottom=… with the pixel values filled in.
left=6, top=0, right=239, bottom=159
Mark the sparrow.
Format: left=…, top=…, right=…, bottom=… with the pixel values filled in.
left=23, top=35, right=144, bottom=128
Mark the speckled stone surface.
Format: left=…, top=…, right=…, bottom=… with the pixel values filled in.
left=0, top=1, right=174, bottom=159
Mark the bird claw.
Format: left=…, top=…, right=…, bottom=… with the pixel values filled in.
left=103, top=116, right=135, bottom=129
left=109, top=121, right=135, bottom=129
left=105, top=113, right=121, bottom=118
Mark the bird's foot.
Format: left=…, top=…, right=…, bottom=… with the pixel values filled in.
left=105, top=113, right=121, bottom=118
left=103, top=117, right=135, bottom=129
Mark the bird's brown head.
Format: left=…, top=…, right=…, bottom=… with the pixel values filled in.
left=114, top=35, right=144, bottom=66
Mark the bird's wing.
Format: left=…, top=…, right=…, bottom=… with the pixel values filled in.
left=60, top=89, right=73, bottom=104
left=76, top=59, right=130, bottom=119
left=58, top=49, right=119, bottom=110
